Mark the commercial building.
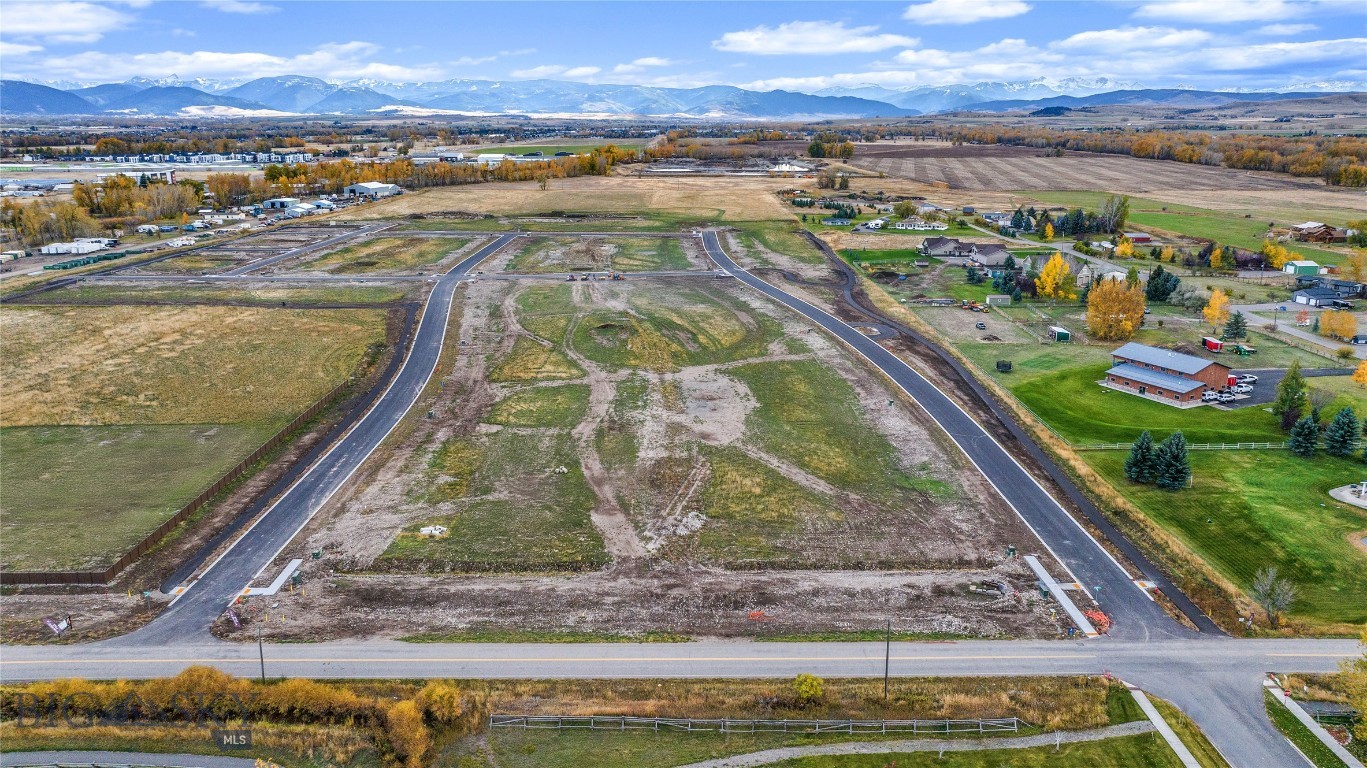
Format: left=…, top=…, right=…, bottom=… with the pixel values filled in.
left=1104, top=342, right=1231, bottom=404
left=343, top=181, right=401, bottom=199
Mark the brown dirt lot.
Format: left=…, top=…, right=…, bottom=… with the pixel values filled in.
left=349, top=175, right=798, bottom=221
left=852, top=141, right=1326, bottom=193
left=231, top=266, right=1059, bottom=641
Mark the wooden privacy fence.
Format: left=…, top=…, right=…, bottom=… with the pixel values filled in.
left=0, top=380, right=351, bottom=586
left=488, top=715, right=1025, bottom=735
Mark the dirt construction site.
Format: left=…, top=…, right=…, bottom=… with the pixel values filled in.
left=223, top=233, right=1068, bottom=643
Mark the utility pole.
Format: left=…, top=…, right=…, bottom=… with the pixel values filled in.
left=883, top=618, right=892, bottom=703
left=257, top=624, right=266, bottom=684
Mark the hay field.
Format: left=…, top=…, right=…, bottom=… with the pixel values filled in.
left=852, top=142, right=1320, bottom=193
left=351, top=175, right=796, bottom=222
left=0, top=306, right=386, bottom=428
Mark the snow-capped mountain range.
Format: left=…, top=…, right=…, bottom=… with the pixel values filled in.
left=2, top=74, right=1362, bottom=119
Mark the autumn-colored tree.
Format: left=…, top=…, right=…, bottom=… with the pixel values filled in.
left=1202, top=289, right=1230, bottom=330
left=1160, top=245, right=1175, bottom=263
left=1114, top=237, right=1134, bottom=258
left=1261, top=241, right=1292, bottom=269
left=1036, top=252, right=1074, bottom=302
left=1086, top=278, right=1147, bottom=341
left=1320, top=309, right=1358, bottom=340
left=1296, top=308, right=1310, bottom=325
left=1042, top=221, right=1054, bottom=241
left=1344, top=250, right=1367, bottom=284
left=386, top=700, right=431, bottom=768
left=1209, top=246, right=1225, bottom=270
left=1353, top=360, right=1367, bottom=388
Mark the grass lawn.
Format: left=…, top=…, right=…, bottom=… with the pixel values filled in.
left=505, top=236, right=689, bottom=273
left=731, top=220, right=827, bottom=265
left=0, top=424, right=270, bottom=571
left=763, top=734, right=1186, bottom=768
left=571, top=287, right=781, bottom=372
left=1087, top=450, right=1367, bottom=627
left=301, top=236, right=467, bottom=273
left=1022, top=191, right=1349, bottom=265
left=488, top=384, right=590, bottom=429
left=31, top=282, right=410, bottom=306
left=1149, top=697, right=1232, bottom=768
left=1265, top=690, right=1352, bottom=768
left=1, top=306, right=385, bottom=428
left=728, top=359, right=952, bottom=500
left=515, top=282, right=576, bottom=342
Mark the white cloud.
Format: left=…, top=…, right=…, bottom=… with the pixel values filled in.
left=563, top=66, right=600, bottom=78
left=1054, top=26, right=1211, bottom=52
left=0, top=2, right=131, bottom=43
left=4, top=41, right=445, bottom=82
left=613, top=56, right=675, bottom=74
left=1131, top=0, right=1359, bottom=23
left=902, top=0, right=1031, bottom=25
left=713, top=21, right=917, bottom=55
left=0, top=40, right=43, bottom=57
left=510, top=64, right=570, bottom=78
left=200, top=0, right=278, bottom=13
left=1257, top=23, right=1320, bottom=35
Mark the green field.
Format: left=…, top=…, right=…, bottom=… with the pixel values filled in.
left=1088, top=450, right=1366, bottom=626
left=302, top=236, right=468, bottom=273
left=0, top=424, right=271, bottom=571
left=1265, top=690, right=1353, bottom=768
left=0, top=305, right=385, bottom=571
left=505, top=236, right=690, bottom=273
left=28, top=282, right=410, bottom=306
left=380, top=430, right=607, bottom=572
left=488, top=384, right=590, bottom=429
left=731, top=220, right=828, bottom=265
left=1023, top=191, right=1351, bottom=264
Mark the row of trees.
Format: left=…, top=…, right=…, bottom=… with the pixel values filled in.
left=1124, top=431, right=1191, bottom=489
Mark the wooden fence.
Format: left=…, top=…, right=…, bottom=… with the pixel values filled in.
left=488, top=714, right=1025, bottom=735
left=0, top=379, right=351, bottom=586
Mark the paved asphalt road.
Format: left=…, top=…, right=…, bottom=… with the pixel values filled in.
left=702, top=231, right=1181, bottom=642
left=113, top=233, right=518, bottom=646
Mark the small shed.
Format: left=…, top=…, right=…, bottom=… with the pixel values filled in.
left=985, top=294, right=1012, bottom=306
left=1283, top=260, right=1321, bottom=276
left=1048, top=326, right=1071, bottom=343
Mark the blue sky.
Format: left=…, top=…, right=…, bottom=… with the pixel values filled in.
left=1, top=0, right=1363, bottom=91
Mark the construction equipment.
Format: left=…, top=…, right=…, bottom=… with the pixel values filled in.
left=611, top=272, right=624, bottom=280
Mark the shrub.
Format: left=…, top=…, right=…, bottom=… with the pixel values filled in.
left=417, top=681, right=464, bottom=724
left=791, top=674, right=825, bottom=706
left=385, top=700, right=431, bottom=768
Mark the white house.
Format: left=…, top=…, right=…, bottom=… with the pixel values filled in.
left=343, top=181, right=400, bottom=199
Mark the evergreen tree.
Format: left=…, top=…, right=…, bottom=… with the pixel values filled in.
left=1273, top=361, right=1308, bottom=430
left=1224, top=311, right=1247, bottom=340
left=1288, top=415, right=1320, bottom=457
left=1124, top=431, right=1158, bottom=483
left=1154, top=431, right=1191, bottom=489
left=1323, top=407, right=1361, bottom=457
left=1010, top=208, right=1025, bottom=230
left=1003, top=254, right=1016, bottom=272
left=1011, top=287, right=1023, bottom=303
left=966, top=265, right=981, bottom=284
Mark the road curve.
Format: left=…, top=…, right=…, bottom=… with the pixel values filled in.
left=116, top=234, right=518, bottom=646
left=701, top=230, right=1185, bottom=642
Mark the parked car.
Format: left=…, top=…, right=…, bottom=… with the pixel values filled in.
left=1237, top=374, right=1258, bottom=384
left=1232, top=384, right=1252, bottom=394
left=1202, top=391, right=1219, bottom=402
left=1217, top=392, right=1236, bottom=403
left=975, top=322, right=987, bottom=330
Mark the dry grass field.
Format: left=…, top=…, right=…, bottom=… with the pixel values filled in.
left=296, top=236, right=471, bottom=274
left=851, top=141, right=1322, bottom=193
left=352, top=175, right=796, bottom=222
left=0, top=306, right=386, bottom=428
